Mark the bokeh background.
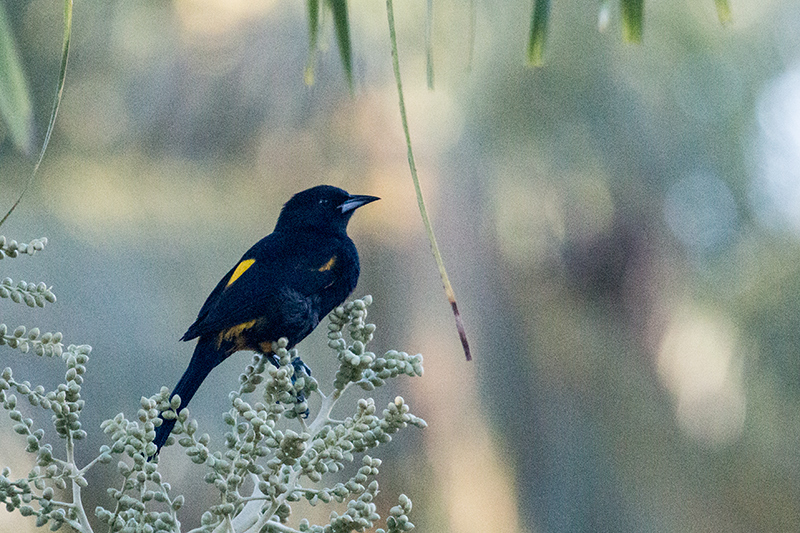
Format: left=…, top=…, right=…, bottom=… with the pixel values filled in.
left=2, top=0, right=800, bottom=531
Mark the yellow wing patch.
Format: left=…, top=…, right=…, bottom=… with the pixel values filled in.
left=227, top=259, right=256, bottom=287
left=318, top=256, right=337, bottom=272
left=217, top=319, right=257, bottom=350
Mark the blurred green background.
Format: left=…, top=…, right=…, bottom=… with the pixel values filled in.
left=2, top=0, right=800, bottom=531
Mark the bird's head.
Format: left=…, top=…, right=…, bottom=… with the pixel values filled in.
left=275, top=185, right=380, bottom=234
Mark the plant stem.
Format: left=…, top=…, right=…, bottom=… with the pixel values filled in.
left=66, top=435, right=93, bottom=533
left=385, top=0, right=472, bottom=360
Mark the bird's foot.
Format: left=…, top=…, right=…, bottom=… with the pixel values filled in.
left=291, top=357, right=311, bottom=376
left=290, top=357, right=311, bottom=418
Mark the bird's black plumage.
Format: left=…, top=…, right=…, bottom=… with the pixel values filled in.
left=152, top=185, right=379, bottom=453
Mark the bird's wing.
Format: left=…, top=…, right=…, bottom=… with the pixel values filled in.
left=181, top=232, right=343, bottom=341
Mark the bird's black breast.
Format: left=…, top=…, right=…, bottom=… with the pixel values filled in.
left=307, top=235, right=360, bottom=318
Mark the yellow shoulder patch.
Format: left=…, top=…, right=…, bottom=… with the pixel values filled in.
left=227, top=259, right=255, bottom=287
left=318, top=256, right=336, bottom=272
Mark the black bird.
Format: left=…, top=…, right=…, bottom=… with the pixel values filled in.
left=152, top=185, right=379, bottom=453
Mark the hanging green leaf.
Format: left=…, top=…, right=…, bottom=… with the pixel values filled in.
left=425, top=0, right=434, bottom=89
left=621, top=0, right=644, bottom=43
left=1, top=0, right=72, bottom=229
left=527, top=0, right=551, bottom=67
left=0, top=2, right=35, bottom=155
left=325, top=0, right=353, bottom=90
left=715, top=0, right=732, bottom=25
left=304, top=0, right=321, bottom=85
left=467, top=0, right=476, bottom=70
left=598, top=0, right=612, bottom=32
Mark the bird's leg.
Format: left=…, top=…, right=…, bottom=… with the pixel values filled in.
left=291, top=357, right=311, bottom=377
left=265, top=352, right=281, bottom=369
left=290, top=357, right=311, bottom=418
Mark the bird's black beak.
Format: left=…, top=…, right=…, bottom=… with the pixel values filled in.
left=339, top=194, right=380, bottom=214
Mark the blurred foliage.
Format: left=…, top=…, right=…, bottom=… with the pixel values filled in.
left=0, top=0, right=71, bottom=229
left=303, top=0, right=353, bottom=89
left=527, top=0, right=551, bottom=66
left=0, top=0, right=733, bottom=158
left=2, top=0, right=800, bottom=533
left=0, top=1, right=34, bottom=154
left=620, top=0, right=644, bottom=42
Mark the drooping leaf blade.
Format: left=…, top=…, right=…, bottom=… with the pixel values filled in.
left=326, top=0, right=353, bottom=90
left=304, top=0, right=321, bottom=85
left=1, top=0, right=73, bottom=229
left=425, top=0, right=434, bottom=89
left=527, top=0, right=551, bottom=67
left=467, top=0, right=476, bottom=70
left=715, top=0, right=732, bottom=25
left=0, top=2, right=35, bottom=154
left=598, top=0, right=611, bottom=32
left=621, top=0, right=644, bottom=43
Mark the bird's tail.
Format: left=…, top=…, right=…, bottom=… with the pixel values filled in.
left=152, top=336, right=226, bottom=454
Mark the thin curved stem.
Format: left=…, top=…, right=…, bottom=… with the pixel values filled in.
left=385, top=0, right=472, bottom=360
left=0, top=0, right=72, bottom=228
